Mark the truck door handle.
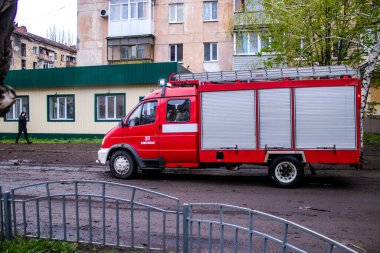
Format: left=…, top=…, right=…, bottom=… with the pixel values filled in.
left=158, top=124, right=161, bottom=131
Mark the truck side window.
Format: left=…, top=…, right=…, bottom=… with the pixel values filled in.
left=128, top=101, right=157, bottom=126
left=166, top=99, right=190, bottom=122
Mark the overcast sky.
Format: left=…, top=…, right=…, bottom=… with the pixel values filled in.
left=15, top=0, right=77, bottom=41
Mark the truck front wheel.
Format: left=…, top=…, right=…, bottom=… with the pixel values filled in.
left=269, top=156, right=303, bottom=188
left=110, top=151, right=137, bottom=179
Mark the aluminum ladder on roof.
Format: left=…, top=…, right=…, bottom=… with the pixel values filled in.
left=172, top=65, right=358, bottom=83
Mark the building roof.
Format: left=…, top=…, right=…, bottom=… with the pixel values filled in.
left=13, top=26, right=77, bottom=54
left=5, top=62, right=189, bottom=88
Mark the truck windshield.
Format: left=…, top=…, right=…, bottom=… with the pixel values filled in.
left=127, top=101, right=157, bottom=126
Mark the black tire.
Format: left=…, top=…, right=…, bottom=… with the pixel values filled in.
left=269, top=156, right=304, bottom=188
left=109, top=151, right=137, bottom=179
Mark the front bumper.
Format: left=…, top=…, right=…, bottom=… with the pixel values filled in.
left=97, top=148, right=110, bottom=164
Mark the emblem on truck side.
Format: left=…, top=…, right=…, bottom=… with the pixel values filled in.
left=141, top=136, right=155, bottom=145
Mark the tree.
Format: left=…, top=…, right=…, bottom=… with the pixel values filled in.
left=46, top=25, right=74, bottom=46
left=249, top=0, right=380, bottom=112
left=0, top=0, right=17, bottom=117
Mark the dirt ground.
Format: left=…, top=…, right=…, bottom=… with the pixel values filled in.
left=0, top=143, right=380, bottom=252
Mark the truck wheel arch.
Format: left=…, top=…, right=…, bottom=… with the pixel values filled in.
left=265, top=152, right=306, bottom=164
left=108, top=144, right=146, bottom=169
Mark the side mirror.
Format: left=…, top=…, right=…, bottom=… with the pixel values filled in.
left=121, top=117, right=127, bottom=127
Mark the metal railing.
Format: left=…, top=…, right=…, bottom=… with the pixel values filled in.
left=1, top=181, right=357, bottom=253
left=183, top=203, right=356, bottom=253
left=234, top=11, right=266, bottom=26
left=1, top=180, right=180, bottom=252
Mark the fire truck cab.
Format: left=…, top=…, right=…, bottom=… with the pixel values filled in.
left=97, top=66, right=361, bottom=187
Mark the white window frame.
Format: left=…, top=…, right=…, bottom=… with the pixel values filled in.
left=48, top=95, right=75, bottom=121
left=110, top=0, right=124, bottom=21
left=203, top=1, right=218, bottom=21
left=204, top=42, right=218, bottom=62
left=234, top=32, right=270, bottom=55
left=110, top=0, right=148, bottom=21
left=96, top=94, right=125, bottom=121
left=169, top=44, right=183, bottom=63
left=169, top=3, right=184, bottom=23
left=6, top=97, right=29, bottom=121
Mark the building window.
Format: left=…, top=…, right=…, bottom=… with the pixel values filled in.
left=169, top=44, right=183, bottom=62
left=235, top=32, right=268, bottom=55
left=204, top=42, right=218, bottom=61
left=21, top=60, right=26, bottom=69
left=95, top=94, right=125, bottom=121
left=234, top=0, right=261, bottom=12
left=122, top=3, right=128, bottom=19
left=48, top=95, right=75, bottom=121
left=21, top=43, right=26, bottom=57
left=203, top=1, right=218, bottom=21
left=33, top=62, right=37, bottom=69
left=166, top=99, right=190, bottom=122
left=54, top=52, right=57, bottom=60
left=108, top=37, right=154, bottom=61
left=5, top=96, right=29, bottom=121
left=61, top=55, right=65, bottom=61
left=32, top=46, right=37, bottom=54
left=169, top=3, right=184, bottom=23
left=118, top=45, right=146, bottom=59
left=110, top=0, right=148, bottom=21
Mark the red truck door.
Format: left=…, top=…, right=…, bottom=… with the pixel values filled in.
left=123, top=100, right=159, bottom=160
left=159, top=96, right=198, bottom=167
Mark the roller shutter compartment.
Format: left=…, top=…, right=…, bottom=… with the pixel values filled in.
left=295, top=86, right=356, bottom=149
left=201, top=90, right=256, bottom=149
left=259, top=88, right=292, bottom=149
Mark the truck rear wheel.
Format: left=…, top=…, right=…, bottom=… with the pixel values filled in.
left=110, top=151, right=137, bottom=179
left=269, top=156, right=303, bottom=188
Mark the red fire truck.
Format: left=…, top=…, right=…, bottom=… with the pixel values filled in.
left=97, top=66, right=361, bottom=187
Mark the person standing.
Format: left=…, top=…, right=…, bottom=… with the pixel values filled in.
left=15, top=112, right=32, bottom=144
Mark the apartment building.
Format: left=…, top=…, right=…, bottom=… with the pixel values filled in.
left=232, top=0, right=273, bottom=70
left=10, top=26, right=77, bottom=70
left=77, top=0, right=234, bottom=72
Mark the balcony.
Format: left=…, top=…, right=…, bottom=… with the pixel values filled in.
left=38, top=54, right=55, bottom=63
left=66, top=61, right=76, bottom=67
left=234, top=11, right=266, bottom=28
left=108, top=0, right=154, bottom=37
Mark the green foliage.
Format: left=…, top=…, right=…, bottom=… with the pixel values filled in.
left=0, top=237, right=80, bottom=253
left=366, top=101, right=380, bottom=117
left=257, top=0, right=379, bottom=67
left=364, top=132, right=380, bottom=146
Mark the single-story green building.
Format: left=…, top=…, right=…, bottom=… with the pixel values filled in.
left=0, top=62, right=187, bottom=139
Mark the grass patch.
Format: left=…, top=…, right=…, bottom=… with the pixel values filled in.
left=0, top=237, right=148, bottom=252
left=0, top=237, right=80, bottom=253
left=0, top=137, right=102, bottom=144
left=364, top=132, right=380, bottom=146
